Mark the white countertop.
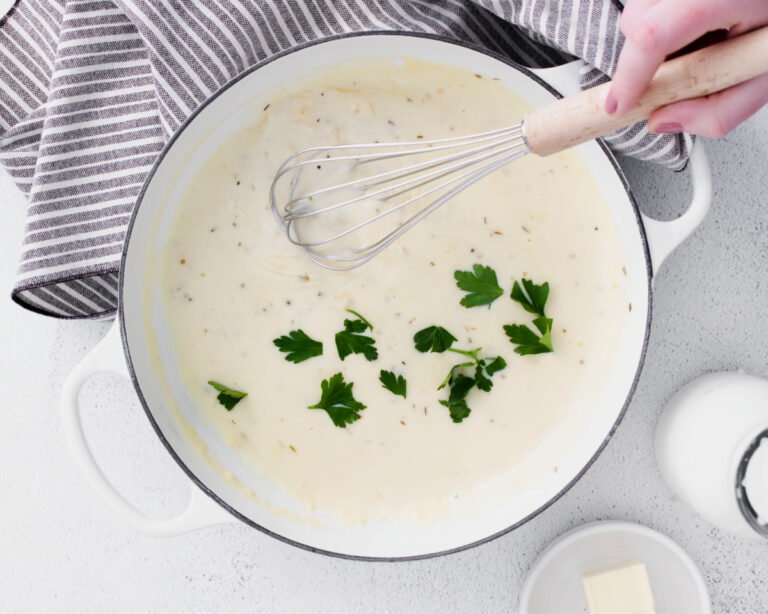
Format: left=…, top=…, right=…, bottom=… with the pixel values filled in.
left=2, top=28, right=767, bottom=614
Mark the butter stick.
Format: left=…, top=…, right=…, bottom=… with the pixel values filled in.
left=581, top=560, right=656, bottom=614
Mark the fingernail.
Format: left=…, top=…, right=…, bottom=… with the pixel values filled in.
left=605, top=93, right=618, bottom=115
left=651, top=122, right=683, bottom=134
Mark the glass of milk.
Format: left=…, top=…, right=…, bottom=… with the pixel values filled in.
left=656, top=371, right=768, bottom=540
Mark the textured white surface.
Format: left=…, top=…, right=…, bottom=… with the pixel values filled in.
left=3, top=124, right=768, bottom=614
left=1, top=12, right=767, bottom=612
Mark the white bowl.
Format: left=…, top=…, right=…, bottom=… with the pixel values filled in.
left=520, top=520, right=711, bottom=613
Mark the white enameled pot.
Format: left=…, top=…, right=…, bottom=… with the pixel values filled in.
left=61, top=33, right=712, bottom=560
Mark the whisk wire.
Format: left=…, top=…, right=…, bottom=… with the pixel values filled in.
left=282, top=139, right=528, bottom=249
left=276, top=125, right=522, bottom=171
left=281, top=132, right=526, bottom=221
left=282, top=142, right=528, bottom=231
left=270, top=125, right=531, bottom=270
left=298, top=149, right=528, bottom=270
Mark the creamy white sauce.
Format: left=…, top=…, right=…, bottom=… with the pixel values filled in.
left=159, top=59, right=629, bottom=525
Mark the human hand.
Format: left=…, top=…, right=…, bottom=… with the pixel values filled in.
left=606, top=0, right=768, bottom=137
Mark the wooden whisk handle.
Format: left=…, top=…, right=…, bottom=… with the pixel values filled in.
left=524, top=26, right=768, bottom=156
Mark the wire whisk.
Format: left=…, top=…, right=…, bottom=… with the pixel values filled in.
left=270, top=126, right=529, bottom=270
left=270, top=27, right=768, bottom=270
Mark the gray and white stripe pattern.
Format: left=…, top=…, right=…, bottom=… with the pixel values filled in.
left=0, top=0, right=690, bottom=319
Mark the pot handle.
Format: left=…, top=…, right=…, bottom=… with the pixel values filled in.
left=639, top=141, right=711, bottom=277
left=61, top=321, right=234, bottom=536
left=530, top=61, right=712, bottom=276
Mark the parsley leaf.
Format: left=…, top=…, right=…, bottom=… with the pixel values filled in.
left=436, top=349, right=506, bottom=422
left=437, top=347, right=481, bottom=389
left=438, top=373, right=476, bottom=423
left=208, top=380, right=248, bottom=411
left=506, top=278, right=554, bottom=355
left=335, top=309, right=378, bottom=361
left=308, top=372, right=366, bottom=428
left=533, top=316, right=553, bottom=350
left=440, top=397, right=472, bottom=423
left=454, top=264, right=504, bottom=308
left=380, top=370, right=407, bottom=398
left=413, top=325, right=458, bottom=353
left=510, top=278, right=549, bottom=316
left=438, top=361, right=475, bottom=390
left=448, top=347, right=481, bottom=361
left=273, top=329, right=323, bottom=363
left=345, top=309, right=373, bottom=330
left=475, top=356, right=507, bottom=392
left=503, top=317, right=553, bottom=355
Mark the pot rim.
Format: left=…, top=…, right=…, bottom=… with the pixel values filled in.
left=118, top=30, right=653, bottom=561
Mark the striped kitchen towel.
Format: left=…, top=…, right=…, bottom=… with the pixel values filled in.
left=0, top=0, right=692, bottom=319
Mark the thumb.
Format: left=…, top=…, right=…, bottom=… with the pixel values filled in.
left=648, top=72, right=768, bottom=138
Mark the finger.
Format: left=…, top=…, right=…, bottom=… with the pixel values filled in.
left=619, top=0, right=661, bottom=27
left=607, top=0, right=734, bottom=115
left=605, top=39, right=662, bottom=115
left=728, top=3, right=768, bottom=37
left=648, top=72, right=768, bottom=137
